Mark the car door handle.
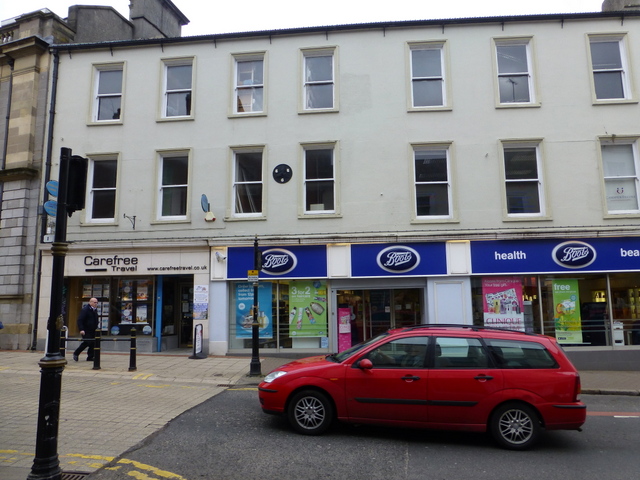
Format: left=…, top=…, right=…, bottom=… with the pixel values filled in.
left=401, top=375, right=421, bottom=382
left=474, top=375, right=493, bottom=381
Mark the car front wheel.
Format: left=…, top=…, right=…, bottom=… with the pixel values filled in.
left=490, top=402, right=541, bottom=450
left=287, top=390, right=333, bottom=435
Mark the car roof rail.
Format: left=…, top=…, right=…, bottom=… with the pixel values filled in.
left=398, top=323, right=538, bottom=336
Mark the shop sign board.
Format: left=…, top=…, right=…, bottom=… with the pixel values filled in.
left=227, top=245, right=327, bottom=280
left=471, top=237, right=640, bottom=274
left=351, top=243, right=447, bottom=277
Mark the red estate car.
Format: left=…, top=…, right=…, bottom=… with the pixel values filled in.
left=258, top=325, right=586, bottom=450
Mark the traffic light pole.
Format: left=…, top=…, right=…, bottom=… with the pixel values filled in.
left=28, top=148, right=78, bottom=480
left=249, top=236, right=262, bottom=376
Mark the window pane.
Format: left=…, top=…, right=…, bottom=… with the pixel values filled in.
left=504, top=148, right=537, bottom=180
left=306, top=181, right=334, bottom=210
left=594, top=72, right=624, bottom=99
left=92, top=190, right=116, bottom=219
left=167, top=65, right=192, bottom=90
left=498, top=75, right=530, bottom=103
left=236, top=153, right=262, bottom=181
left=98, top=70, right=122, bottom=94
left=412, top=49, right=441, bottom=77
left=605, top=178, right=639, bottom=211
left=415, top=150, right=447, bottom=182
left=590, top=41, right=622, bottom=69
left=413, top=79, right=443, bottom=107
left=416, top=184, right=449, bottom=216
left=166, top=92, right=192, bottom=116
left=162, top=186, right=187, bottom=216
left=305, top=150, right=333, bottom=179
left=506, top=182, right=540, bottom=213
left=97, top=97, right=121, bottom=121
left=93, top=160, right=117, bottom=188
left=162, top=157, right=188, bottom=186
left=306, top=56, right=332, bottom=82
left=603, top=144, right=635, bottom=176
left=237, top=87, right=263, bottom=112
left=497, top=45, right=528, bottom=74
left=237, top=60, right=263, bottom=86
left=235, top=184, right=263, bottom=213
left=306, top=84, right=333, bottom=109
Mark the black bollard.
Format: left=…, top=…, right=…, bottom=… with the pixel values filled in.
left=129, top=328, right=137, bottom=372
left=59, top=327, right=67, bottom=358
left=93, top=329, right=101, bottom=370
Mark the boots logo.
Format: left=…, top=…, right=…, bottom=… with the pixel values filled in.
left=261, top=249, right=297, bottom=275
left=377, top=246, right=420, bottom=273
left=552, top=241, right=596, bottom=269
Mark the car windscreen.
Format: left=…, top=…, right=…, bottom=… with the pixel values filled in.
left=329, top=333, right=390, bottom=363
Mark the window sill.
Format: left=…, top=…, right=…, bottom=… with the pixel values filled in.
left=298, top=213, right=342, bottom=219
left=87, top=119, right=123, bottom=126
left=80, top=220, right=119, bottom=226
left=592, top=98, right=639, bottom=106
left=224, top=215, right=266, bottom=222
left=495, top=102, right=541, bottom=109
left=604, top=212, right=640, bottom=219
left=228, top=112, right=267, bottom=119
left=157, top=116, right=195, bottom=123
left=411, top=217, right=458, bottom=224
left=298, top=108, right=339, bottom=115
left=502, top=215, right=552, bottom=222
left=407, top=106, right=452, bottom=113
left=149, top=218, right=190, bottom=225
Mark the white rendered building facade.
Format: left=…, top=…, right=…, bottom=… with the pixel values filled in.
left=39, top=12, right=640, bottom=368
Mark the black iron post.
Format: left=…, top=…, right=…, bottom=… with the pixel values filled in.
left=28, top=148, right=72, bottom=480
left=249, top=236, right=262, bottom=376
left=92, top=329, right=101, bottom=370
left=129, top=328, right=137, bottom=372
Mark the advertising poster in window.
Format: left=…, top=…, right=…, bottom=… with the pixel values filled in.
left=288, top=281, right=327, bottom=337
left=193, top=284, right=209, bottom=321
left=337, top=307, right=352, bottom=352
left=235, top=282, right=273, bottom=339
left=552, top=279, right=583, bottom=344
left=482, top=277, right=525, bottom=331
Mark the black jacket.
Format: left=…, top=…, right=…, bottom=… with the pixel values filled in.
left=77, top=303, right=99, bottom=338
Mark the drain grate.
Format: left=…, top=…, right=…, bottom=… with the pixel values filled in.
left=62, top=472, right=90, bottom=480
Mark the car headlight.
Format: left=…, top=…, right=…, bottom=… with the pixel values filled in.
left=263, top=370, right=288, bottom=383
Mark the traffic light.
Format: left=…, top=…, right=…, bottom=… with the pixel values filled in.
left=59, top=147, right=88, bottom=217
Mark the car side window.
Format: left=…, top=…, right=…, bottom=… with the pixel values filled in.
left=434, top=337, right=489, bottom=368
left=365, top=337, right=428, bottom=368
left=485, top=339, right=558, bottom=369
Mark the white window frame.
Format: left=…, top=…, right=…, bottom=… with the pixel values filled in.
left=231, top=53, right=266, bottom=116
left=156, top=151, right=191, bottom=222
left=84, top=155, right=119, bottom=224
left=231, top=147, right=265, bottom=219
left=493, top=38, right=538, bottom=107
left=301, top=47, right=338, bottom=113
left=91, top=63, right=124, bottom=123
left=412, top=144, right=454, bottom=221
left=160, top=57, right=194, bottom=120
left=500, top=141, right=547, bottom=219
left=408, top=42, right=449, bottom=110
left=599, top=137, right=640, bottom=216
left=588, top=34, right=634, bottom=103
left=301, top=143, right=338, bottom=216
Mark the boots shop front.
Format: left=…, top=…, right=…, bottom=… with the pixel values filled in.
left=38, top=247, right=210, bottom=353
left=223, top=242, right=455, bottom=355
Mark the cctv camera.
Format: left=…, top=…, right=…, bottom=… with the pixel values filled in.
left=215, top=251, right=227, bottom=262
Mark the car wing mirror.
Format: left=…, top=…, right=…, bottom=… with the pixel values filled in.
left=358, top=358, right=373, bottom=370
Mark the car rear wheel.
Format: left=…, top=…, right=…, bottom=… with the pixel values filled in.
left=287, top=390, right=333, bottom=435
left=490, top=402, right=541, bottom=450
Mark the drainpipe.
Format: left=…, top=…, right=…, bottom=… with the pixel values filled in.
left=0, top=55, right=15, bottom=220
left=31, top=48, right=60, bottom=350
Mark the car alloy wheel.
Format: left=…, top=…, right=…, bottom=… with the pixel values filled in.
left=287, top=390, right=333, bottom=435
left=490, top=402, right=541, bottom=450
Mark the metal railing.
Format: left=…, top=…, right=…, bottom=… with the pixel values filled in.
left=61, top=327, right=138, bottom=371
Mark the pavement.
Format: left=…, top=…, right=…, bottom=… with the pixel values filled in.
left=1, top=349, right=639, bottom=480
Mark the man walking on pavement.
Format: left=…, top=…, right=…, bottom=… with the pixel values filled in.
left=73, top=298, right=99, bottom=361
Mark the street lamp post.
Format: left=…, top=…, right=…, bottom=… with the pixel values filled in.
left=249, top=236, right=262, bottom=376
left=28, top=148, right=86, bottom=480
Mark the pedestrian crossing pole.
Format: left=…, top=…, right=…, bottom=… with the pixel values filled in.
left=29, top=148, right=86, bottom=480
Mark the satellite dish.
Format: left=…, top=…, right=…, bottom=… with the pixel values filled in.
left=201, top=194, right=210, bottom=213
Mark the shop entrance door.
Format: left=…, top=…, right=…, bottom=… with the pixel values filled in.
left=337, top=288, right=423, bottom=346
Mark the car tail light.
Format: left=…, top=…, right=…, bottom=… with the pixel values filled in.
left=573, top=374, right=582, bottom=401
